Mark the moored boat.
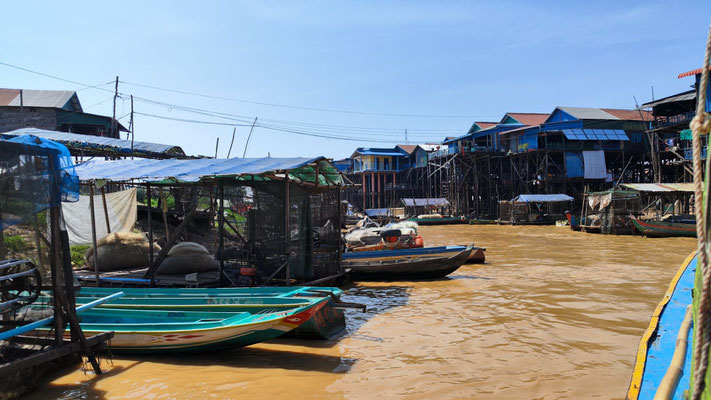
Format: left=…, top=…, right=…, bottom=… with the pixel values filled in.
left=631, top=216, right=697, bottom=238
left=25, top=297, right=329, bottom=354
left=408, top=215, right=468, bottom=225
left=64, top=286, right=349, bottom=339
left=343, top=244, right=474, bottom=280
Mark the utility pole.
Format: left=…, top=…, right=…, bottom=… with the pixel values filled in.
left=227, top=127, right=237, bottom=158
left=242, top=117, right=258, bottom=158
left=129, top=95, right=135, bottom=157
left=214, top=137, right=220, bottom=159
left=111, top=76, right=118, bottom=138
left=19, top=89, right=24, bottom=128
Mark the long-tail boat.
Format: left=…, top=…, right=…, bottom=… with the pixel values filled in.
left=50, top=286, right=351, bottom=339
left=343, top=244, right=474, bottom=280
left=630, top=216, right=697, bottom=238
left=26, top=297, right=329, bottom=354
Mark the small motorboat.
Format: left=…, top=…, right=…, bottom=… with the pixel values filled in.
left=343, top=244, right=474, bottom=280
left=23, top=297, right=330, bottom=354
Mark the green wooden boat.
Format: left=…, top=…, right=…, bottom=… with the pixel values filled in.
left=56, top=286, right=347, bottom=339
left=26, top=298, right=329, bottom=354
left=408, top=216, right=468, bottom=225
left=630, top=216, right=697, bottom=238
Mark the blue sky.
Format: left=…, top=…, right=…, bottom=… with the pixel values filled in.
left=1, top=1, right=709, bottom=159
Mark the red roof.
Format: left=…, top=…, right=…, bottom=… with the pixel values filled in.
left=601, top=108, right=651, bottom=121
left=397, top=144, right=418, bottom=154
left=506, top=113, right=549, bottom=126
left=0, top=89, right=21, bottom=106
left=679, top=66, right=711, bottom=78
left=475, top=122, right=497, bottom=130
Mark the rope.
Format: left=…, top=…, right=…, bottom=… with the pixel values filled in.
left=690, top=21, right=711, bottom=400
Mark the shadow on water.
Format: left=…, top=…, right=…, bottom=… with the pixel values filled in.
left=338, top=285, right=412, bottom=337
left=117, top=346, right=350, bottom=373
left=35, top=360, right=141, bottom=400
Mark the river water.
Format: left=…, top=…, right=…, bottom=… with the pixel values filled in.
left=30, top=225, right=697, bottom=399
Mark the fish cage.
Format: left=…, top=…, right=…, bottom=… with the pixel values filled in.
left=498, top=194, right=574, bottom=225
left=580, top=184, right=695, bottom=235
left=68, top=157, right=344, bottom=287
left=0, top=135, right=111, bottom=396
left=581, top=189, right=641, bottom=234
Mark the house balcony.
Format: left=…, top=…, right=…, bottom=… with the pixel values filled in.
left=652, top=111, right=695, bottom=129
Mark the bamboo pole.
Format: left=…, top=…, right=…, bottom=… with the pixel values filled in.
left=160, top=188, right=170, bottom=241
left=100, top=186, right=111, bottom=234
left=146, top=184, right=154, bottom=287
left=654, top=305, right=693, bottom=400
left=284, top=175, right=291, bottom=286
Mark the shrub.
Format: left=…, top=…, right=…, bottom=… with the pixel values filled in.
left=3, top=234, right=30, bottom=253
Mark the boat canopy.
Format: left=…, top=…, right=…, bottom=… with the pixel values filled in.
left=401, top=198, right=450, bottom=207
left=72, top=156, right=343, bottom=186
left=513, top=194, right=573, bottom=203
left=619, top=183, right=695, bottom=193
left=2, top=128, right=187, bottom=159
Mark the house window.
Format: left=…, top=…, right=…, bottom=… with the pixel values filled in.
left=376, top=157, right=380, bottom=170
left=384, top=158, right=390, bottom=170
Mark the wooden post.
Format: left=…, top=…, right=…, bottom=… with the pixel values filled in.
left=146, top=184, right=154, bottom=286
left=130, top=95, right=134, bottom=154
left=48, top=206, right=64, bottom=345
left=89, top=183, right=100, bottom=286
left=160, top=188, right=170, bottom=241
left=100, top=186, right=111, bottom=234
left=336, top=187, right=343, bottom=273
left=227, top=127, right=236, bottom=158
left=218, top=180, right=225, bottom=286
left=362, top=173, right=366, bottom=211
left=284, top=175, right=290, bottom=286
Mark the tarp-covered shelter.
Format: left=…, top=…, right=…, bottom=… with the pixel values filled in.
left=580, top=183, right=694, bottom=235
left=71, top=156, right=344, bottom=287
left=2, top=128, right=187, bottom=159
left=401, top=197, right=451, bottom=217
left=499, top=193, right=574, bottom=225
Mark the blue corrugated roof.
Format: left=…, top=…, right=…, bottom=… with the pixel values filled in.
left=72, top=157, right=343, bottom=186
left=402, top=198, right=450, bottom=207
left=513, top=194, right=573, bottom=202
left=365, top=208, right=391, bottom=217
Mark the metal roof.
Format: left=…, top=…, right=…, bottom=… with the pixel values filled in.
left=619, top=183, right=695, bottom=193
left=558, top=107, right=619, bottom=120
left=401, top=198, right=450, bottom=207
left=365, top=208, right=391, bottom=217
left=2, top=128, right=185, bottom=158
left=72, top=157, right=343, bottom=186
left=513, top=194, right=574, bottom=202
left=0, top=89, right=80, bottom=111
left=642, top=90, right=696, bottom=108
left=504, top=113, right=549, bottom=126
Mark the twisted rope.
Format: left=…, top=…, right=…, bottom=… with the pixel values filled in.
left=690, top=22, right=711, bottom=400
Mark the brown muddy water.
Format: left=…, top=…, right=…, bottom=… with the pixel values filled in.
left=29, top=225, right=697, bottom=399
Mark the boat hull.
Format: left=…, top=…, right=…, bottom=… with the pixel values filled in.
left=343, top=245, right=473, bottom=280
left=627, top=252, right=697, bottom=399
left=408, top=217, right=467, bottom=225
left=70, top=286, right=347, bottom=340
left=631, top=217, right=697, bottom=237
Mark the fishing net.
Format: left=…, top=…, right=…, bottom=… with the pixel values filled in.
left=0, top=135, right=79, bottom=230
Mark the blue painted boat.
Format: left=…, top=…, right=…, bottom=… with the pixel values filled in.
left=627, top=252, right=697, bottom=399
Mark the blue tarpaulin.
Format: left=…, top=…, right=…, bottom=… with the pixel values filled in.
left=2, top=128, right=186, bottom=158
left=518, top=130, right=538, bottom=151
left=366, top=208, right=391, bottom=217
left=72, top=157, right=343, bottom=186
left=565, top=152, right=584, bottom=178
left=513, top=194, right=574, bottom=203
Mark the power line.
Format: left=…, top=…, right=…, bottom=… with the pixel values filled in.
left=0, top=61, right=115, bottom=93
left=119, top=79, right=494, bottom=119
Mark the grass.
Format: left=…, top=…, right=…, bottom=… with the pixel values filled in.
left=70, top=245, right=90, bottom=268
left=3, top=234, right=30, bottom=253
